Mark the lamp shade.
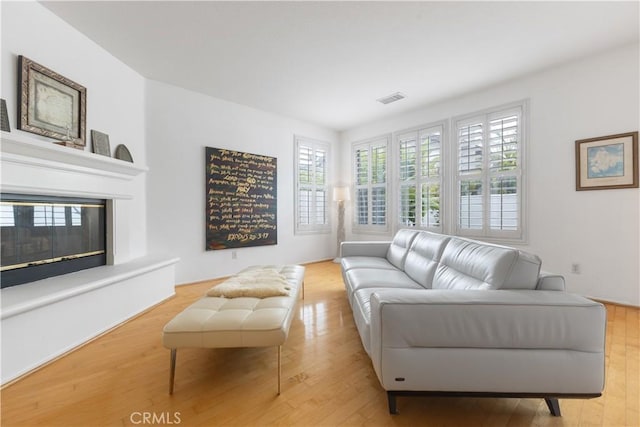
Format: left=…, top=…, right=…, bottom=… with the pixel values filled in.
left=333, top=186, right=350, bottom=202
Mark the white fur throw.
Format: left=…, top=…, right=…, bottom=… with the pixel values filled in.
left=206, top=268, right=291, bottom=298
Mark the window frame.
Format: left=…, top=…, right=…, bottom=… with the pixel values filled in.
left=294, top=135, right=331, bottom=235
left=395, top=121, right=446, bottom=232
left=352, top=135, right=390, bottom=234
left=452, top=100, right=528, bottom=242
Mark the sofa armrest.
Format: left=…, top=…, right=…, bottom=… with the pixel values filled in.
left=369, top=289, right=605, bottom=365
left=368, top=289, right=606, bottom=394
left=340, top=241, right=391, bottom=258
left=536, top=272, right=566, bottom=291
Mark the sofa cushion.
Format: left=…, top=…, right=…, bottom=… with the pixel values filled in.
left=403, top=232, right=451, bottom=288
left=455, top=238, right=542, bottom=290
left=501, top=249, right=542, bottom=290
left=341, top=256, right=397, bottom=272
left=345, top=268, right=424, bottom=299
left=432, top=238, right=518, bottom=290
left=386, top=229, right=420, bottom=270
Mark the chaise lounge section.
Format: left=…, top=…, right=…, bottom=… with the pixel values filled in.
left=341, top=230, right=606, bottom=415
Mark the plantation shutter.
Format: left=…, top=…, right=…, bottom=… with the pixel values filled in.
left=397, top=124, right=443, bottom=230
left=457, top=122, right=484, bottom=230
left=419, top=127, right=442, bottom=229
left=354, top=146, right=369, bottom=225
left=295, top=137, right=330, bottom=234
left=455, top=104, right=524, bottom=239
left=488, top=113, right=520, bottom=231
left=298, top=144, right=312, bottom=226
left=314, top=148, right=327, bottom=225
left=353, top=137, right=388, bottom=231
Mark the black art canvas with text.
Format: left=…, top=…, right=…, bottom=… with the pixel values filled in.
left=205, top=147, right=277, bottom=250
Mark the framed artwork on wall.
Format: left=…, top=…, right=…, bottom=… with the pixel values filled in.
left=91, top=130, right=111, bottom=157
left=205, top=147, right=277, bottom=250
left=115, top=144, right=133, bottom=162
left=18, top=55, right=87, bottom=148
left=1, top=99, right=10, bottom=132
left=575, top=131, right=638, bottom=191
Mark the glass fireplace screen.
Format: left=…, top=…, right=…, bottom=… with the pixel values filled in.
left=0, top=194, right=106, bottom=287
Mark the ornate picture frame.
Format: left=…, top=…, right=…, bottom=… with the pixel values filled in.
left=575, top=131, right=638, bottom=191
left=18, top=55, right=87, bottom=147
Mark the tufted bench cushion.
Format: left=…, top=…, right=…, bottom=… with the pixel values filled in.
left=162, top=265, right=305, bottom=394
left=163, top=297, right=295, bottom=348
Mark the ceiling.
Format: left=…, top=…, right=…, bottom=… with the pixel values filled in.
left=41, top=1, right=639, bottom=132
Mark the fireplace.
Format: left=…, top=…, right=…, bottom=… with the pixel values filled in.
left=0, top=194, right=106, bottom=288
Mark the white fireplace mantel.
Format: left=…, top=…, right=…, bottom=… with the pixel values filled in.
left=1, top=131, right=148, bottom=200
left=1, top=131, right=148, bottom=178
left=1, top=131, right=178, bottom=386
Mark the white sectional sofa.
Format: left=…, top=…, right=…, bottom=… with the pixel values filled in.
left=340, top=229, right=606, bottom=416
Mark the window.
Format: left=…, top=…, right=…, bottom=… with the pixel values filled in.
left=454, top=102, right=525, bottom=240
left=294, top=136, right=330, bottom=234
left=397, top=124, right=443, bottom=230
left=352, top=136, right=389, bottom=232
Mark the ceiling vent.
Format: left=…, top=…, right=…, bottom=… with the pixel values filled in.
left=376, top=92, right=406, bottom=105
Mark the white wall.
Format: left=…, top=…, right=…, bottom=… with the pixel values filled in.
left=0, top=2, right=171, bottom=384
left=340, top=43, right=640, bottom=306
left=1, top=1, right=147, bottom=262
left=146, top=80, right=339, bottom=284
left=1, top=2, right=636, bottom=306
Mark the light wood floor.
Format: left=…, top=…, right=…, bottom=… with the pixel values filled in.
left=1, top=261, right=638, bottom=426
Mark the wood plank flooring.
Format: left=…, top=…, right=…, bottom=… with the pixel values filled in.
left=1, top=261, right=638, bottom=426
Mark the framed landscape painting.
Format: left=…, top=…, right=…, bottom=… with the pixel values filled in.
left=575, top=132, right=638, bottom=191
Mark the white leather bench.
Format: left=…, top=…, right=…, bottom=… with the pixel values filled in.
left=162, top=265, right=305, bottom=394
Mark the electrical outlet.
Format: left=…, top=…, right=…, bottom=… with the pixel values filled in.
left=571, top=263, right=580, bottom=274
left=232, top=251, right=237, bottom=260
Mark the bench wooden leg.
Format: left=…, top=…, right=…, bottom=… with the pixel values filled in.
left=277, top=345, right=282, bottom=395
left=169, top=348, right=177, bottom=395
